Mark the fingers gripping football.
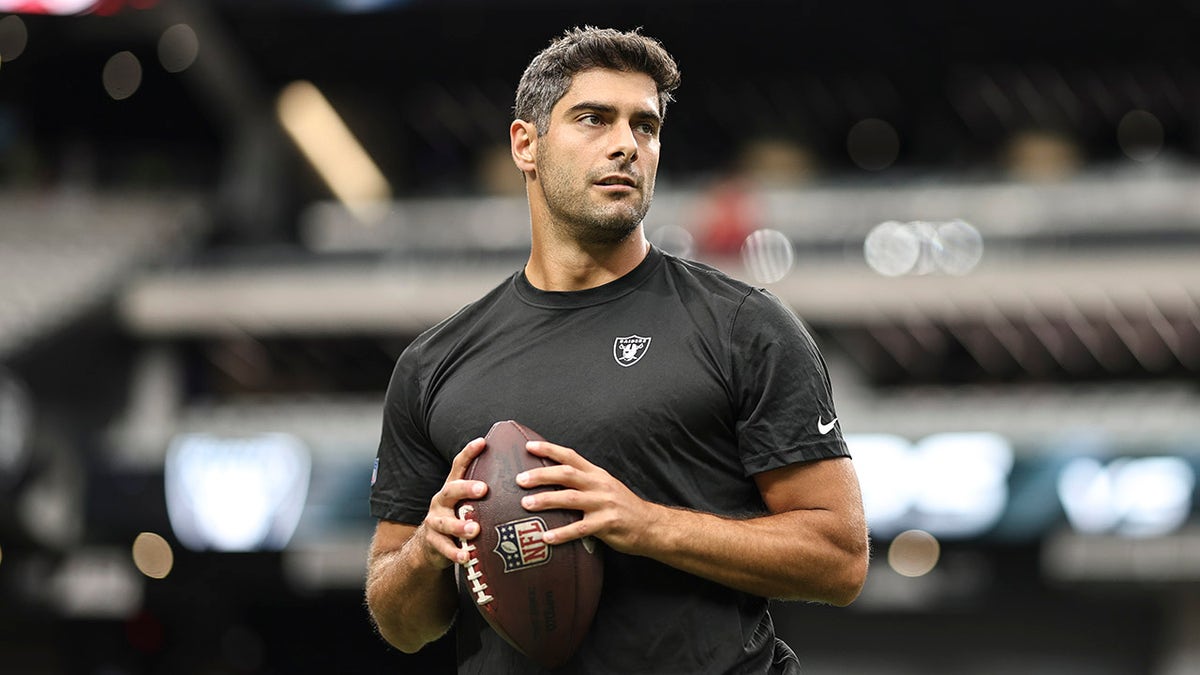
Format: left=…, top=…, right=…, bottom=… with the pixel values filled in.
left=420, top=437, right=488, bottom=568
left=517, top=441, right=658, bottom=554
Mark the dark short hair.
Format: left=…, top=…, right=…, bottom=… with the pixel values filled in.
left=514, top=26, right=682, bottom=135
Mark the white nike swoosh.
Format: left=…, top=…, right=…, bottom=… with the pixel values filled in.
left=817, top=417, right=838, bottom=435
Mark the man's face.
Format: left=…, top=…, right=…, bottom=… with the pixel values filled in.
left=533, top=68, right=662, bottom=246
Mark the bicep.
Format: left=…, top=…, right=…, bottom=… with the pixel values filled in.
left=753, top=457, right=864, bottom=519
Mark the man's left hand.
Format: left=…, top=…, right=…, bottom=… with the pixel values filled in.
left=516, top=440, right=661, bottom=554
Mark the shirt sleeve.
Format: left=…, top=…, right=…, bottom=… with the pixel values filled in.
left=369, top=340, right=450, bottom=524
left=730, top=288, right=849, bottom=476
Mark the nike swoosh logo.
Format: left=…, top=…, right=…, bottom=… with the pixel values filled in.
left=817, top=417, right=838, bottom=435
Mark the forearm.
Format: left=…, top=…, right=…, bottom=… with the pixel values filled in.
left=519, top=443, right=869, bottom=604
left=641, top=504, right=868, bottom=604
left=365, top=524, right=459, bottom=652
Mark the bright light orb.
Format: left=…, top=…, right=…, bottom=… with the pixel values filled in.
left=649, top=224, right=694, bottom=259
left=864, top=220, right=920, bottom=276
left=132, top=531, right=174, bottom=579
left=932, top=219, right=984, bottom=276
left=889, top=529, right=941, bottom=577
left=740, top=229, right=794, bottom=284
left=158, top=24, right=199, bottom=73
left=0, top=15, right=28, bottom=64
left=102, top=51, right=143, bottom=100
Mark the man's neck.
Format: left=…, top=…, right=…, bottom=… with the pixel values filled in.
left=524, top=232, right=650, bottom=292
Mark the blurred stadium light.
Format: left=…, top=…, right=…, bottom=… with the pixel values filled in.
left=0, top=1, right=101, bottom=14
left=164, top=433, right=311, bottom=552
left=1058, top=456, right=1196, bottom=538
left=131, top=530, right=174, bottom=579
left=887, top=529, right=941, bottom=578
left=0, top=14, right=28, bottom=62
left=276, top=80, right=392, bottom=222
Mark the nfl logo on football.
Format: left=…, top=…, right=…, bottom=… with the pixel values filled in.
left=494, top=516, right=552, bottom=573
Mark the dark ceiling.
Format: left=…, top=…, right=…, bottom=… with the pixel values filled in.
left=2, top=1, right=1198, bottom=206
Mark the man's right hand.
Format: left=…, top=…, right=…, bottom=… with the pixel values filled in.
left=366, top=437, right=490, bottom=652
left=417, top=436, right=490, bottom=568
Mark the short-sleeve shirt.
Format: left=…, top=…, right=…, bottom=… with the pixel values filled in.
left=370, top=246, right=848, bottom=675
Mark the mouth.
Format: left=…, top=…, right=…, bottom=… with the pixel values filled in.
left=594, top=174, right=638, bottom=189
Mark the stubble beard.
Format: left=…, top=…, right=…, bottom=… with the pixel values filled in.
left=537, top=149, right=654, bottom=247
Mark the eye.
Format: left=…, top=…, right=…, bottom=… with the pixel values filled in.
left=579, top=113, right=603, bottom=127
left=635, top=121, right=659, bottom=136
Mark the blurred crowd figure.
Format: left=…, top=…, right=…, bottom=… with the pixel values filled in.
left=1004, top=129, right=1083, bottom=182
left=693, top=137, right=817, bottom=259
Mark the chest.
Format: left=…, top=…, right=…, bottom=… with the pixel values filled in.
left=422, top=298, right=751, bottom=509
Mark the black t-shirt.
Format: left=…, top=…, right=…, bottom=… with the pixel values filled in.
left=371, top=246, right=848, bottom=674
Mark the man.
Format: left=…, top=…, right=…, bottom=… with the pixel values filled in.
left=366, top=26, right=868, bottom=674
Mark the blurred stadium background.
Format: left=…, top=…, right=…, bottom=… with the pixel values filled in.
left=1, top=0, right=1199, bottom=673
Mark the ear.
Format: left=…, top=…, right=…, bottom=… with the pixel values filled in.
left=510, top=119, right=537, bottom=174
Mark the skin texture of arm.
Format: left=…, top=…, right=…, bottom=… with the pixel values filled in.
left=365, top=438, right=489, bottom=652
left=365, top=521, right=457, bottom=652
left=517, top=441, right=870, bottom=605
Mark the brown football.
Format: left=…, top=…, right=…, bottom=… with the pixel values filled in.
left=455, top=420, right=603, bottom=668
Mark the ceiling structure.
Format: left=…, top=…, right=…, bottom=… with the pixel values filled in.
left=3, top=0, right=1199, bottom=206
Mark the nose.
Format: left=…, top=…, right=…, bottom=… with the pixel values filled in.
left=607, top=122, right=639, bottom=163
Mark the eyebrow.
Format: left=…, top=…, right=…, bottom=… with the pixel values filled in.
left=564, top=101, right=662, bottom=125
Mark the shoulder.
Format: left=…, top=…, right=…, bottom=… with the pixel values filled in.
left=660, top=252, right=753, bottom=295
left=658, top=252, right=804, bottom=328
left=658, top=252, right=756, bottom=307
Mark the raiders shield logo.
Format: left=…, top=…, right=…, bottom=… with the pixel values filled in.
left=613, top=335, right=652, bottom=367
left=493, top=516, right=552, bottom=573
